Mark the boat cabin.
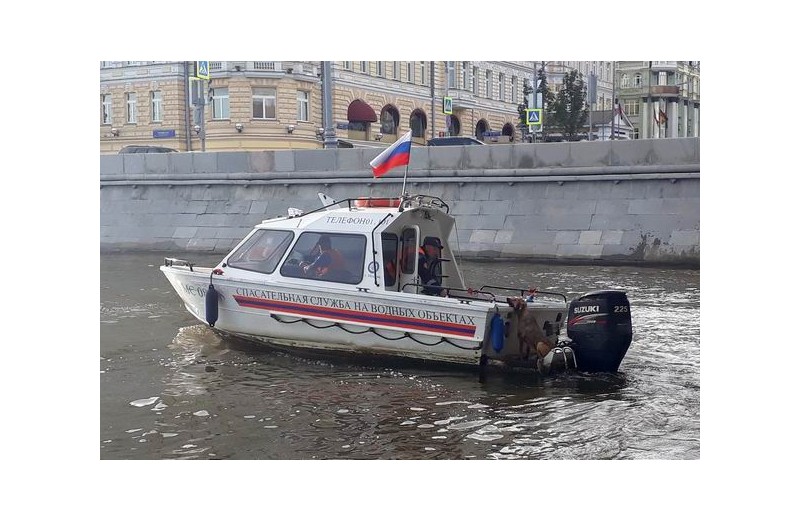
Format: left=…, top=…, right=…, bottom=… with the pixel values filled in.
left=219, top=195, right=466, bottom=295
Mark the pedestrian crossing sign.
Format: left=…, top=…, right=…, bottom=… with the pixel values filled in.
left=443, top=96, right=453, bottom=115
left=526, top=108, right=542, bottom=126
left=196, top=61, right=210, bottom=80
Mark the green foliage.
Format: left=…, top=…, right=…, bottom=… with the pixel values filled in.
left=548, top=69, right=588, bottom=138
left=517, top=79, right=534, bottom=134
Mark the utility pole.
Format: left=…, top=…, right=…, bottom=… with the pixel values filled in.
left=611, top=61, right=616, bottom=140
left=322, top=61, right=337, bottom=149
left=430, top=61, right=436, bottom=140
left=184, top=61, right=192, bottom=151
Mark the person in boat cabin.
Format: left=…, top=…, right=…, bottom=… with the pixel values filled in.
left=301, top=235, right=346, bottom=279
left=418, top=236, right=444, bottom=296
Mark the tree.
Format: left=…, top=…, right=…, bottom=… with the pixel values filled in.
left=536, top=67, right=555, bottom=137
left=517, top=79, right=534, bottom=137
left=549, top=69, right=588, bottom=139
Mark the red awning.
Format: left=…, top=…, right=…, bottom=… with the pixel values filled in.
left=347, top=99, right=377, bottom=122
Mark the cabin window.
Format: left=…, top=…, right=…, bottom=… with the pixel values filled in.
left=227, top=229, right=294, bottom=274
left=400, top=228, right=417, bottom=275
left=381, top=233, right=399, bottom=287
left=280, top=232, right=366, bottom=284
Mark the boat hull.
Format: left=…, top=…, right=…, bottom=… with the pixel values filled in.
left=161, top=265, right=565, bottom=369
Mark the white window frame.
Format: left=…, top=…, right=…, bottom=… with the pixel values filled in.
left=511, top=76, right=517, bottom=104
left=343, top=61, right=352, bottom=70
left=498, top=73, right=505, bottom=101
left=624, top=100, right=640, bottom=116
left=621, top=73, right=629, bottom=88
left=101, top=94, right=112, bottom=125
left=634, top=73, right=642, bottom=87
left=461, top=62, right=468, bottom=90
left=377, top=61, right=384, bottom=77
left=407, top=62, right=414, bottom=83
left=472, top=67, right=478, bottom=94
left=296, top=90, right=309, bottom=122
left=361, top=61, right=368, bottom=74
left=252, top=87, right=277, bottom=119
left=446, top=61, right=455, bottom=89
left=212, top=87, right=230, bottom=119
left=126, top=92, right=137, bottom=123
left=484, top=70, right=491, bottom=99
left=421, top=61, right=427, bottom=86
left=151, top=90, right=163, bottom=123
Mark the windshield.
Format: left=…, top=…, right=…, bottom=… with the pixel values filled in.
left=227, top=229, right=294, bottom=274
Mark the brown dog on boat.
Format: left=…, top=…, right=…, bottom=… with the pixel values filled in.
left=507, top=297, right=554, bottom=359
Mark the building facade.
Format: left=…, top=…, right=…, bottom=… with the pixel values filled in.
left=99, top=61, right=700, bottom=153
left=615, top=61, right=701, bottom=139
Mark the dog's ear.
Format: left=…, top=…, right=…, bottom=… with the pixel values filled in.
left=507, top=297, right=525, bottom=311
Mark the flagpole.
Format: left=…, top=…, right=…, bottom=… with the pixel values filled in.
left=400, top=162, right=409, bottom=200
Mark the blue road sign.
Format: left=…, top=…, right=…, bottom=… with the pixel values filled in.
left=526, top=108, right=542, bottom=125
left=196, top=61, right=210, bottom=80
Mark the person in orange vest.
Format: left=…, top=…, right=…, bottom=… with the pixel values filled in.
left=418, top=236, right=444, bottom=296
left=302, top=236, right=346, bottom=279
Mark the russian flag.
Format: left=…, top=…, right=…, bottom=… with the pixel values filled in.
left=369, top=130, right=412, bottom=178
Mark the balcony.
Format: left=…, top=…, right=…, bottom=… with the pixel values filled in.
left=650, top=85, right=680, bottom=96
left=650, top=61, right=677, bottom=71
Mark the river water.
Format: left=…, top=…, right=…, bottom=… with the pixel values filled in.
left=100, top=252, right=699, bottom=460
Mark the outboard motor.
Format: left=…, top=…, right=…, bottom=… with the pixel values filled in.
left=567, top=290, right=632, bottom=372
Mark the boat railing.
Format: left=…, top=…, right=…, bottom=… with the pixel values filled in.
left=164, top=257, right=195, bottom=271
left=399, top=194, right=450, bottom=214
left=479, top=285, right=568, bottom=304
left=399, top=282, right=495, bottom=303
left=292, top=194, right=449, bottom=218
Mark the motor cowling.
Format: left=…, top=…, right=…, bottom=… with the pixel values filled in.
left=567, top=290, right=632, bottom=372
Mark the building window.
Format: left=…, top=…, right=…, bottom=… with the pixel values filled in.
left=297, top=90, right=309, bottom=121
left=633, top=127, right=640, bottom=139
left=484, top=70, right=491, bottom=99
left=407, top=62, right=414, bottom=83
left=377, top=61, right=384, bottom=77
left=624, top=100, right=639, bottom=116
left=361, top=61, right=368, bottom=74
left=126, top=92, right=137, bottom=123
left=472, top=67, right=478, bottom=94
left=421, top=61, right=427, bottom=85
left=621, top=73, right=629, bottom=88
left=151, top=91, right=163, bottom=122
left=498, top=73, right=505, bottom=101
left=511, top=76, right=518, bottom=103
left=393, top=61, right=399, bottom=80
left=462, top=62, right=469, bottom=90
left=634, top=73, right=642, bottom=87
left=253, top=87, right=277, bottom=119
left=658, top=71, right=667, bottom=86
left=212, top=87, right=229, bottom=119
left=343, top=61, right=352, bottom=70
left=101, top=94, right=112, bottom=125
left=446, top=61, right=455, bottom=89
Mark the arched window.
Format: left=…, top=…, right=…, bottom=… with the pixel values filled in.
left=410, top=109, right=427, bottom=139
left=502, top=123, right=515, bottom=142
left=347, top=99, right=377, bottom=140
left=447, top=115, right=460, bottom=136
left=475, top=119, right=489, bottom=141
left=380, top=105, right=400, bottom=136
left=621, top=73, right=629, bottom=88
left=634, top=73, right=642, bottom=87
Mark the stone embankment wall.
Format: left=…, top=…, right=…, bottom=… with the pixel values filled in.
left=100, top=138, right=699, bottom=266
